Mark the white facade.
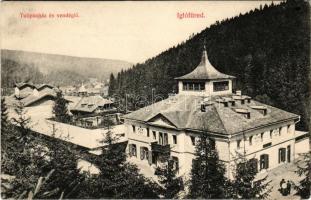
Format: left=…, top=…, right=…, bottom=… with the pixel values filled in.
left=125, top=118, right=300, bottom=178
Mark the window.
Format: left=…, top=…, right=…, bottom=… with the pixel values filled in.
left=249, top=136, right=253, bottom=146
left=263, top=142, right=272, bottom=148
left=132, top=125, right=136, bottom=133
left=173, top=135, right=177, bottom=144
left=261, top=132, right=264, bottom=142
left=182, top=82, right=205, bottom=91
left=172, top=156, right=179, bottom=173
left=140, top=147, right=149, bottom=160
left=270, top=130, right=273, bottom=139
left=213, top=81, right=229, bottom=92
left=190, top=136, right=196, bottom=146
left=237, top=140, right=241, bottom=149
left=278, top=148, right=286, bottom=163
left=152, top=131, right=156, bottom=140
left=159, top=132, right=163, bottom=145
left=260, top=154, right=269, bottom=170
left=147, top=128, right=150, bottom=137
left=129, top=144, right=137, bottom=157
left=164, top=133, right=168, bottom=145
left=279, top=127, right=282, bottom=136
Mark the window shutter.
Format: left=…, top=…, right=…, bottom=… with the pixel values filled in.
left=281, top=148, right=286, bottom=162
left=265, top=154, right=269, bottom=169
left=250, top=158, right=258, bottom=173
left=148, top=151, right=153, bottom=165
left=140, top=147, right=144, bottom=160
left=287, top=145, right=291, bottom=162
left=129, top=144, right=132, bottom=156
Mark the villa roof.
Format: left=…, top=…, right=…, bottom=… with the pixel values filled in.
left=123, top=95, right=299, bottom=135
left=71, top=95, right=113, bottom=113
left=35, top=84, right=54, bottom=90
left=14, top=82, right=35, bottom=89
left=175, top=48, right=235, bottom=80
left=6, top=89, right=58, bottom=107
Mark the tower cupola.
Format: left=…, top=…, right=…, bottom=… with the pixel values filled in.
left=175, top=45, right=235, bottom=96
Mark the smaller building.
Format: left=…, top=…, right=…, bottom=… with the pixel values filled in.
left=9, top=83, right=59, bottom=107
left=70, top=95, right=119, bottom=128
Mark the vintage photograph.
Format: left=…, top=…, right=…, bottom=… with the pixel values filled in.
left=1, top=0, right=310, bottom=199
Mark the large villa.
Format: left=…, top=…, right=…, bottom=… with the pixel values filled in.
left=122, top=46, right=309, bottom=178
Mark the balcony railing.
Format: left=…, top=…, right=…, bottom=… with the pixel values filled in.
left=151, top=142, right=170, bottom=153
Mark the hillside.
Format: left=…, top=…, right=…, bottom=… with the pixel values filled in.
left=109, top=0, right=310, bottom=131
left=1, top=49, right=133, bottom=87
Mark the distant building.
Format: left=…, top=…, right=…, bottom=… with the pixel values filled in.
left=10, top=83, right=59, bottom=107
left=70, top=95, right=118, bottom=128
left=122, top=46, right=308, bottom=179
left=61, top=82, right=108, bottom=97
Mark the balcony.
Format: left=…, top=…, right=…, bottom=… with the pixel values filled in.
left=151, top=142, right=170, bottom=154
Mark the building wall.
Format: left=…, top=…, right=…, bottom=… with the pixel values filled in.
left=125, top=120, right=231, bottom=176
left=226, top=120, right=297, bottom=178
left=125, top=118, right=300, bottom=179
left=15, top=87, right=33, bottom=97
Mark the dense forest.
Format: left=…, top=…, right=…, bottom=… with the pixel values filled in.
left=109, top=0, right=310, bottom=131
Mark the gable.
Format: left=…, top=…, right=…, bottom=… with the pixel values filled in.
left=147, top=113, right=177, bottom=128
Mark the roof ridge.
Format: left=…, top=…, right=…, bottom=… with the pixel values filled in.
left=212, top=104, right=229, bottom=135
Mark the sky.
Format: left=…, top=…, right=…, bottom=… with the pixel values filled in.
left=1, top=1, right=276, bottom=63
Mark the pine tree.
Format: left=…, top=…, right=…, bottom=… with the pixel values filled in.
left=188, top=133, right=228, bottom=198
left=89, top=131, right=159, bottom=198
left=1, top=97, right=9, bottom=133
left=229, top=152, right=272, bottom=199
left=11, top=99, right=32, bottom=144
left=155, top=152, right=182, bottom=198
left=108, top=73, right=116, bottom=96
left=52, top=90, right=71, bottom=123
left=294, top=151, right=311, bottom=199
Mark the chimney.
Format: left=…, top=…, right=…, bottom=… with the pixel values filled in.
left=236, top=90, right=242, bottom=96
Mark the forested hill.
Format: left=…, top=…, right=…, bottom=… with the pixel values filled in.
left=1, top=50, right=133, bottom=87
left=109, top=0, right=310, bottom=131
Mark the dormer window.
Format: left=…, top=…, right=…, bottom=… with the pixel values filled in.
left=213, top=81, right=229, bottom=92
